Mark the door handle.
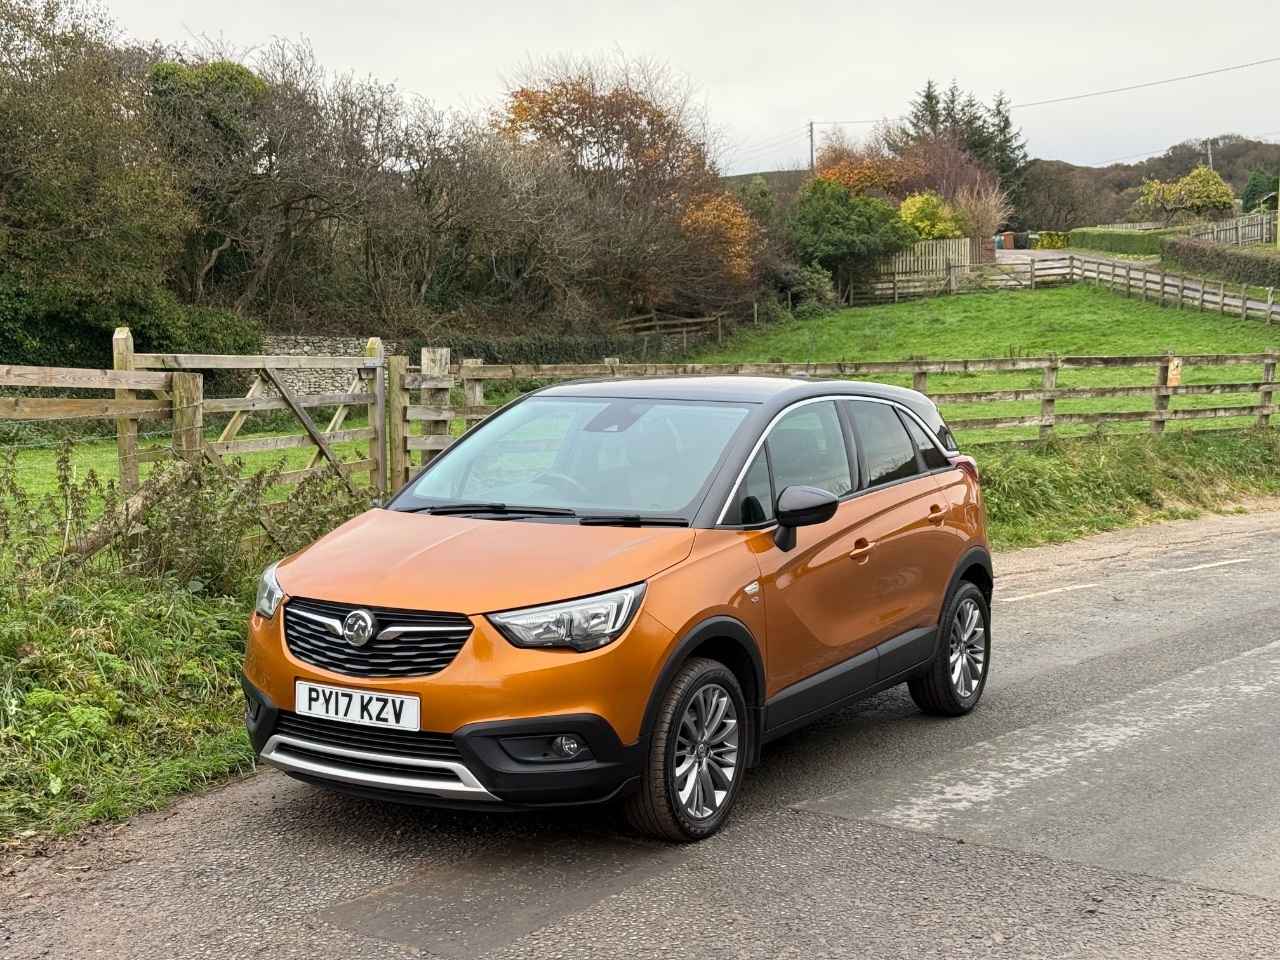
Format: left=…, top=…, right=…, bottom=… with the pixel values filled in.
left=849, top=538, right=876, bottom=562
left=927, top=504, right=948, bottom=524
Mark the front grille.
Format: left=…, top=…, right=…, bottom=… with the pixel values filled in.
left=284, top=597, right=473, bottom=678
left=273, top=711, right=464, bottom=763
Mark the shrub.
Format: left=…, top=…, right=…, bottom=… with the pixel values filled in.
left=899, top=191, right=967, bottom=240
left=1012, top=232, right=1030, bottom=249
left=0, top=272, right=261, bottom=372
left=1067, top=227, right=1184, bottom=255
left=1032, top=231, right=1069, bottom=249
left=1159, top=235, right=1280, bottom=288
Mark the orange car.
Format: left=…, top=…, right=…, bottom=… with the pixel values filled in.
left=242, top=376, right=991, bottom=841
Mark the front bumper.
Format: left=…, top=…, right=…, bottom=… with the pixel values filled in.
left=242, top=674, right=646, bottom=810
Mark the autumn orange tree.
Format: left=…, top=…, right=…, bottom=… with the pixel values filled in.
left=497, top=55, right=758, bottom=316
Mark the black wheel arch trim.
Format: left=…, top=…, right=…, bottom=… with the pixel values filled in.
left=944, top=546, right=993, bottom=611
left=640, top=615, right=766, bottom=766
left=935, top=545, right=994, bottom=655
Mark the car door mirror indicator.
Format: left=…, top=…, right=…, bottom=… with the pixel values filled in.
left=773, top=485, right=840, bottom=552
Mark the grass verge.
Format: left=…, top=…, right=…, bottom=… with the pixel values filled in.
left=979, top=429, right=1280, bottom=549
left=0, top=449, right=367, bottom=839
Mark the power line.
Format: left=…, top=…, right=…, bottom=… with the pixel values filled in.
left=1012, top=55, right=1280, bottom=109
left=734, top=128, right=807, bottom=160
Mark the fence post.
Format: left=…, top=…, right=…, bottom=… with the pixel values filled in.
left=1040, top=353, right=1059, bottom=440
left=112, top=327, right=139, bottom=494
left=170, top=372, right=204, bottom=465
left=893, top=274, right=899, bottom=303
left=461, top=359, right=485, bottom=412
left=1197, top=279, right=1206, bottom=312
left=1159, top=272, right=1167, bottom=306
left=1029, top=258, right=1036, bottom=291
left=912, top=355, right=928, bottom=395
left=1124, top=265, right=1131, bottom=298
left=1260, top=347, right=1277, bottom=429
left=421, top=347, right=452, bottom=466
left=387, top=354, right=408, bottom=493
left=1140, top=268, right=1148, bottom=302
left=1151, top=350, right=1173, bottom=436
left=1266, top=287, right=1275, bottom=325
left=1241, top=284, right=1249, bottom=321
left=365, top=337, right=386, bottom=497
left=1219, top=281, right=1227, bottom=315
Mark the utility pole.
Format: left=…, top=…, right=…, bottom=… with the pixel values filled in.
left=808, top=120, right=815, bottom=173
left=1206, top=137, right=1214, bottom=170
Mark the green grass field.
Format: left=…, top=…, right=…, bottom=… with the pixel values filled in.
left=694, top=284, right=1280, bottom=442
left=6, top=412, right=377, bottom=500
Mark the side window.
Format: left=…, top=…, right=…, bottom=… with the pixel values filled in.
left=725, top=448, right=774, bottom=525
left=847, top=401, right=920, bottom=488
left=765, top=401, right=853, bottom=499
left=899, top=411, right=950, bottom=470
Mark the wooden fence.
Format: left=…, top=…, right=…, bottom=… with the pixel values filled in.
left=6, top=341, right=1277, bottom=500
left=1182, top=211, right=1275, bottom=246
left=1074, top=257, right=1279, bottom=323
left=380, top=347, right=1279, bottom=491
left=1090, top=213, right=1275, bottom=245
left=1095, top=220, right=1167, bottom=231
left=1, top=362, right=204, bottom=465
left=880, top=238, right=973, bottom=277
left=848, top=257, right=1075, bottom=305
left=118, top=330, right=387, bottom=496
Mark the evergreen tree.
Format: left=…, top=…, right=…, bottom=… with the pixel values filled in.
left=906, top=80, right=943, bottom=137
left=1242, top=168, right=1279, bottom=212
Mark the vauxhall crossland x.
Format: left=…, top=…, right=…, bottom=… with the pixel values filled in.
left=242, top=376, right=991, bottom=841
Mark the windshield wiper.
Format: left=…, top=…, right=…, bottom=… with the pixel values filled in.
left=399, top=502, right=578, bottom=517
left=578, top=515, right=690, bottom=527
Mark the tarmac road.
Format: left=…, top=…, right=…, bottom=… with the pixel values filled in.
left=5, top=508, right=1280, bottom=959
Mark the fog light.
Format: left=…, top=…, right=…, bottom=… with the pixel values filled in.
left=551, top=735, right=582, bottom=759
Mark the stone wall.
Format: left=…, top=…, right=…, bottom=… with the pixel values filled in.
left=261, top=335, right=400, bottom=396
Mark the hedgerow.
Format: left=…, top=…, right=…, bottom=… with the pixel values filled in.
left=1159, top=235, right=1280, bottom=289
left=1067, top=227, right=1185, bottom=256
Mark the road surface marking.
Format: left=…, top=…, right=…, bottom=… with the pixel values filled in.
left=1169, top=557, right=1253, bottom=572
left=997, top=583, right=1100, bottom=603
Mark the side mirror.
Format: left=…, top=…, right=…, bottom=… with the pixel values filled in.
left=773, top=485, right=840, bottom=552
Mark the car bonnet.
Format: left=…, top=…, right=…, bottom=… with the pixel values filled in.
left=274, top=508, right=696, bottom=616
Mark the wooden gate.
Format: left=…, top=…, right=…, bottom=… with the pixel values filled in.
left=114, top=329, right=387, bottom=497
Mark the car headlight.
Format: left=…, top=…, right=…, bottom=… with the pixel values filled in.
left=488, top=584, right=646, bottom=652
left=255, top=561, right=285, bottom=619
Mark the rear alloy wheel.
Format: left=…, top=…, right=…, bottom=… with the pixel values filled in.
left=625, top=658, right=747, bottom=842
left=908, top=581, right=990, bottom=716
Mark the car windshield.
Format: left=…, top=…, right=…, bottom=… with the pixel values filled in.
left=394, top=396, right=754, bottom=519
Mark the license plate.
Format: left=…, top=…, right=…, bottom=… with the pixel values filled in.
left=295, top=680, right=420, bottom=731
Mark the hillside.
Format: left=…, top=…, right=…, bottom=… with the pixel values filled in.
left=731, top=135, right=1280, bottom=231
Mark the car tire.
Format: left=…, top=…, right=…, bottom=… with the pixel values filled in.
left=908, top=581, right=991, bottom=717
left=624, top=657, right=748, bottom=843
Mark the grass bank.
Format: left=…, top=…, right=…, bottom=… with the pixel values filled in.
left=694, top=284, right=1280, bottom=442
left=979, top=429, right=1280, bottom=549
left=0, top=451, right=366, bottom=838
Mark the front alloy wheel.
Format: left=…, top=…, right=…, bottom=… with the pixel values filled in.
left=673, top=683, right=740, bottom=820
left=625, top=657, right=747, bottom=842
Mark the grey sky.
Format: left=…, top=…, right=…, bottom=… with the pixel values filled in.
left=106, top=0, right=1280, bottom=174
